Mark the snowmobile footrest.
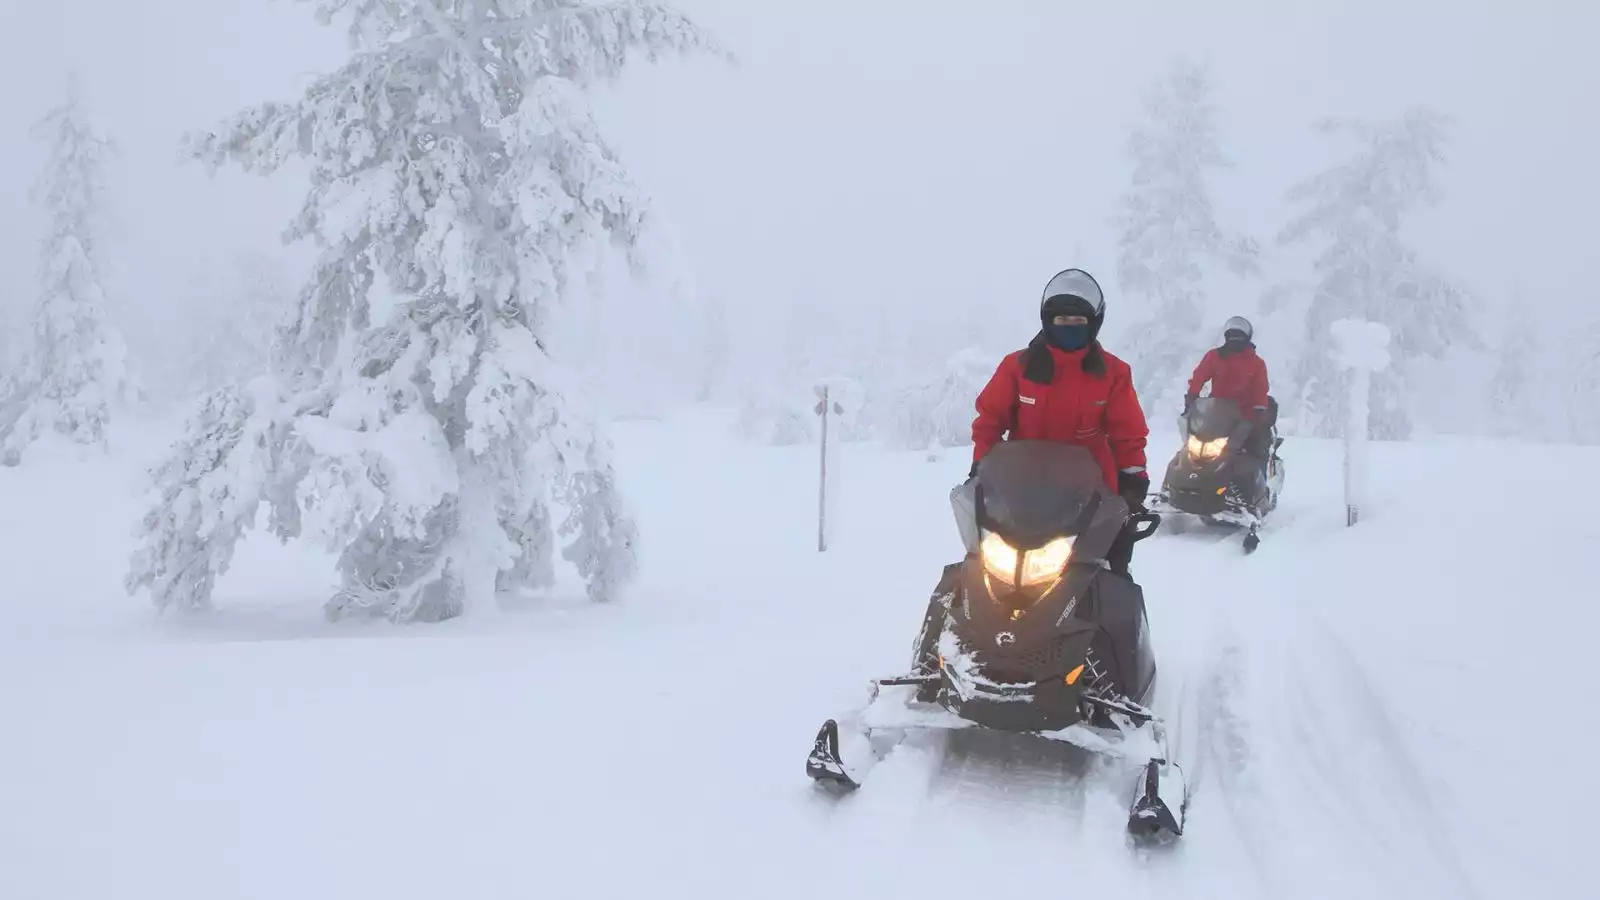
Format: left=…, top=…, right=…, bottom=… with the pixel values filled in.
left=1084, top=693, right=1157, bottom=727
left=874, top=675, right=940, bottom=687
left=805, top=719, right=858, bottom=792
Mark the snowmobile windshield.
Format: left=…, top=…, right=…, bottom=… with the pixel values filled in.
left=973, top=441, right=1106, bottom=547
left=1186, top=397, right=1244, bottom=442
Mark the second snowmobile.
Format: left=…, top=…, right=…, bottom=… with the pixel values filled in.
left=1151, top=396, right=1285, bottom=552
left=804, top=440, right=1188, bottom=841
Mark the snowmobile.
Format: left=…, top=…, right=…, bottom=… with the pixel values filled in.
left=803, top=440, right=1188, bottom=841
left=1151, top=396, right=1284, bottom=553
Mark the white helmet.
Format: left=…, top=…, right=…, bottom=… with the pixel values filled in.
left=1222, top=316, right=1253, bottom=341
left=1041, top=269, right=1105, bottom=315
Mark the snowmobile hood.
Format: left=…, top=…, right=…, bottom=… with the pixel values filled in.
left=974, top=440, right=1121, bottom=549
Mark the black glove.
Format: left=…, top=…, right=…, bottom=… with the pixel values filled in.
left=1117, top=470, right=1150, bottom=511
left=967, top=459, right=979, bottom=480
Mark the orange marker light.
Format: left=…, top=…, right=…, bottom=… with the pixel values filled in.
left=1065, top=664, right=1085, bottom=685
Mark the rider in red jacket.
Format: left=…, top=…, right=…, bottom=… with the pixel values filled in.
left=1186, top=316, right=1268, bottom=417
left=1186, top=316, right=1270, bottom=453
left=971, top=268, right=1151, bottom=576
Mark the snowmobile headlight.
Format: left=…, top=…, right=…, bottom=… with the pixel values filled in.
left=1186, top=436, right=1228, bottom=460
left=980, top=532, right=1019, bottom=585
left=980, top=532, right=1074, bottom=587
left=1019, top=535, right=1075, bottom=586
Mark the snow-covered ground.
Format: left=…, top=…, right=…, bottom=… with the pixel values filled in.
left=1, top=413, right=1591, bottom=899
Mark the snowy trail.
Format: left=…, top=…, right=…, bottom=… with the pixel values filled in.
left=0, top=417, right=1590, bottom=898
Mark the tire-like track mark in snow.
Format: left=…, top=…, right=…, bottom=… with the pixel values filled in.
left=1303, top=616, right=1484, bottom=899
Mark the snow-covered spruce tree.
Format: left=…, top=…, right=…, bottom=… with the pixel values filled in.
left=1279, top=109, right=1473, bottom=439
left=126, top=1, right=717, bottom=622
left=0, top=88, right=131, bottom=460
left=879, top=347, right=995, bottom=451
left=1486, top=311, right=1539, bottom=439
left=1569, top=317, right=1600, bottom=445
left=731, top=298, right=839, bottom=446
left=695, top=291, right=730, bottom=403
left=1113, top=58, right=1258, bottom=408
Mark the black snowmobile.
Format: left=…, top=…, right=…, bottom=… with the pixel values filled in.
left=804, top=440, right=1188, bottom=841
left=1151, top=396, right=1285, bottom=552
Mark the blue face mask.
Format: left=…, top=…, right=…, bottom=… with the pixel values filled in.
left=1047, top=323, right=1091, bottom=351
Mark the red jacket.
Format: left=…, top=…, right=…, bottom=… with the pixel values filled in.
left=972, top=345, right=1149, bottom=492
left=1187, top=345, right=1269, bottom=419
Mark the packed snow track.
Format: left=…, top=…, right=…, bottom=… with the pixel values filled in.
left=0, top=417, right=1587, bottom=899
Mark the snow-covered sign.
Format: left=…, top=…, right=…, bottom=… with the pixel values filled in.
left=1330, top=319, right=1393, bottom=373
left=1330, top=318, right=1392, bottom=526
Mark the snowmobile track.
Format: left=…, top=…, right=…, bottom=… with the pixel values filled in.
left=925, top=728, right=1099, bottom=824
left=1301, top=620, right=1484, bottom=899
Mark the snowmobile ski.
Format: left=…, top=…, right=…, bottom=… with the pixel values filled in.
left=805, top=719, right=858, bottom=792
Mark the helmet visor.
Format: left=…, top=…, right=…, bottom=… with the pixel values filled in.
left=1041, top=269, right=1104, bottom=314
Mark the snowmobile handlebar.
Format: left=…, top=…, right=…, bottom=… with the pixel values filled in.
left=1127, top=511, right=1161, bottom=543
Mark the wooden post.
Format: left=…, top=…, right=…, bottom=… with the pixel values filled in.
left=817, top=385, right=829, bottom=552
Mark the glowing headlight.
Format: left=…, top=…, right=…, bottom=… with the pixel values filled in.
left=980, top=532, right=1075, bottom=587
left=1020, top=535, right=1075, bottom=586
left=980, top=532, right=1019, bottom=584
left=1186, top=436, right=1229, bottom=459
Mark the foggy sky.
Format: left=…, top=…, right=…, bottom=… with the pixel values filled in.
left=2, top=0, right=1594, bottom=357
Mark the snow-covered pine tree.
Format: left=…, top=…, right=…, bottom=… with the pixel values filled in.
left=1113, top=58, right=1258, bottom=409
left=1487, top=309, right=1539, bottom=439
left=696, top=291, right=730, bottom=404
left=1569, top=316, right=1600, bottom=445
left=127, top=1, right=718, bottom=622
left=1280, top=109, right=1474, bottom=439
left=880, top=347, right=995, bottom=451
left=0, top=85, right=131, bottom=460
